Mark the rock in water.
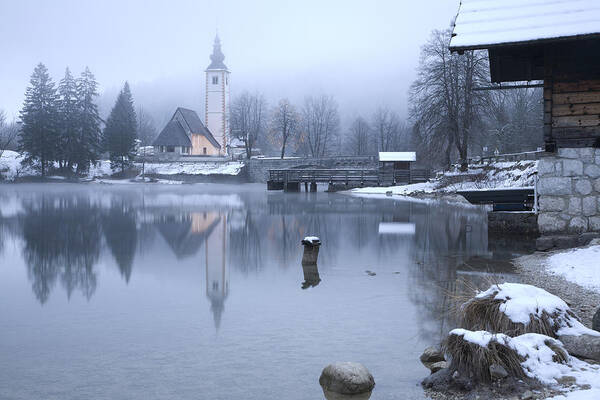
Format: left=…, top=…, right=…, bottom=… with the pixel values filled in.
left=593, top=308, right=600, bottom=332
left=489, top=363, right=508, bottom=380
left=420, top=346, right=445, bottom=371
left=319, top=362, right=375, bottom=399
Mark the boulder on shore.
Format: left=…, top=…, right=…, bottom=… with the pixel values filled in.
left=593, top=308, right=600, bottom=332
left=420, top=345, right=445, bottom=371
left=319, top=362, right=375, bottom=398
left=559, top=334, right=600, bottom=361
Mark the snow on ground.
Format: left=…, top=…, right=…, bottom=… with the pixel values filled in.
left=142, top=161, right=244, bottom=176
left=87, top=160, right=112, bottom=178
left=548, top=246, right=600, bottom=293
left=353, top=181, right=437, bottom=195
left=0, top=150, right=37, bottom=180
left=351, top=160, right=537, bottom=197
left=476, top=283, right=599, bottom=337
left=1, top=150, right=245, bottom=181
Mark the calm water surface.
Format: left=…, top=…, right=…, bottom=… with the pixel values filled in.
left=0, top=183, right=531, bottom=400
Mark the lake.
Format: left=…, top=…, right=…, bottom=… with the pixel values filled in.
left=0, top=183, right=530, bottom=399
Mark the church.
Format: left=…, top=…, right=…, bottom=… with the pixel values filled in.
left=153, top=35, right=230, bottom=157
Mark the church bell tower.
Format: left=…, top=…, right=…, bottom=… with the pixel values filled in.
left=205, top=34, right=230, bottom=155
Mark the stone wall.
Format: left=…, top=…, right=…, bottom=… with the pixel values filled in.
left=537, top=148, right=600, bottom=234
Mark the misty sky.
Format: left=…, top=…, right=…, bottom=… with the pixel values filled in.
left=0, top=0, right=458, bottom=127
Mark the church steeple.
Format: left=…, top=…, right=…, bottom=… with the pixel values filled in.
left=207, top=34, right=227, bottom=70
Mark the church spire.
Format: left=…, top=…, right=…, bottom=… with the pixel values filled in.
left=207, top=34, right=227, bottom=70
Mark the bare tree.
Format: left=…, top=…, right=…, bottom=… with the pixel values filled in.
left=483, top=88, right=543, bottom=154
left=231, top=91, right=268, bottom=159
left=269, top=99, right=299, bottom=159
left=346, top=116, right=372, bottom=155
left=299, top=95, right=340, bottom=157
left=137, top=107, right=158, bottom=146
left=0, top=110, right=20, bottom=159
left=372, top=107, right=403, bottom=152
left=409, top=29, right=489, bottom=170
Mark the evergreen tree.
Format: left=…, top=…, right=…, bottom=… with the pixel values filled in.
left=57, top=67, right=79, bottom=172
left=75, top=67, right=102, bottom=172
left=19, top=63, right=60, bottom=177
left=103, top=82, right=137, bottom=173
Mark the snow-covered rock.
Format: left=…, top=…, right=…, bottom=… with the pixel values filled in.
left=319, top=362, right=375, bottom=397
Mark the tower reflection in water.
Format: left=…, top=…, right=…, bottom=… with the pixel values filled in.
left=203, top=213, right=229, bottom=330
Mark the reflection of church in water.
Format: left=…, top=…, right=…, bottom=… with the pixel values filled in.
left=156, top=212, right=229, bottom=330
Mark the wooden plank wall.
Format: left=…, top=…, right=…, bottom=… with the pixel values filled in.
left=550, top=79, right=600, bottom=147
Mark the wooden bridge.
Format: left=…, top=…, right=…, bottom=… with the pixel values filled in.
left=267, top=168, right=430, bottom=191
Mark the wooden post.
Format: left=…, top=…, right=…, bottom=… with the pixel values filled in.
left=301, top=237, right=321, bottom=265
left=543, top=48, right=554, bottom=152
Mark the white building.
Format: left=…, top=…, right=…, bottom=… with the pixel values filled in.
left=205, top=35, right=230, bottom=155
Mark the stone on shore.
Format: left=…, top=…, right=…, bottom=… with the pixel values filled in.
left=593, top=308, right=600, bottom=332
left=559, top=334, right=600, bottom=361
left=489, top=363, right=508, bottom=380
left=429, top=361, right=448, bottom=373
left=319, top=362, right=375, bottom=399
left=420, top=346, right=445, bottom=365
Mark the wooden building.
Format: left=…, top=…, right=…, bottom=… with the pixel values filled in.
left=449, top=0, right=600, bottom=151
left=450, top=0, right=600, bottom=237
left=378, top=152, right=417, bottom=184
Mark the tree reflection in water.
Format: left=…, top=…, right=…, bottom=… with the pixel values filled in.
left=21, top=195, right=101, bottom=303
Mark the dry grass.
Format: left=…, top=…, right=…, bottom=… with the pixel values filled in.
left=458, top=287, right=579, bottom=338
left=444, top=333, right=525, bottom=383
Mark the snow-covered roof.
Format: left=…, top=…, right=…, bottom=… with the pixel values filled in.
left=378, top=152, right=416, bottom=162
left=450, top=0, right=600, bottom=51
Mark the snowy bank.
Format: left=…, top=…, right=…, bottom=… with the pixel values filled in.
left=351, top=160, right=537, bottom=199
left=0, top=150, right=245, bottom=182
left=0, top=151, right=36, bottom=180
left=548, top=245, right=600, bottom=292
left=143, top=161, right=244, bottom=176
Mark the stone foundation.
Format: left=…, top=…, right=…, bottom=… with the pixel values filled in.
left=488, top=212, right=538, bottom=236
left=537, top=148, right=600, bottom=235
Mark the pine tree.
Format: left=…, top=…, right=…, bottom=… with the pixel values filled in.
left=103, top=82, right=137, bottom=173
left=75, top=67, right=102, bottom=172
left=19, top=63, right=60, bottom=177
left=57, top=67, right=79, bottom=172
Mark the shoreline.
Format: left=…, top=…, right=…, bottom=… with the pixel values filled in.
left=423, top=243, right=600, bottom=400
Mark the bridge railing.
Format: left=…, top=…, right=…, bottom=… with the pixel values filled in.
left=268, top=168, right=431, bottom=186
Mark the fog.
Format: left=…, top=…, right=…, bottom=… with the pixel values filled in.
left=0, top=0, right=458, bottom=127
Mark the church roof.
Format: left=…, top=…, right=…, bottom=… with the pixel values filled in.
left=152, top=120, right=191, bottom=147
left=207, top=34, right=228, bottom=70
left=153, top=107, right=221, bottom=149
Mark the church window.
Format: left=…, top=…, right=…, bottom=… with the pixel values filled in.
left=203, top=147, right=207, bottom=155
left=212, top=76, right=219, bottom=85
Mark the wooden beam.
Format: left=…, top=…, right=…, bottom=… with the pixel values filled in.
left=552, top=114, right=600, bottom=127
left=553, top=91, right=600, bottom=105
left=552, top=103, right=600, bottom=117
